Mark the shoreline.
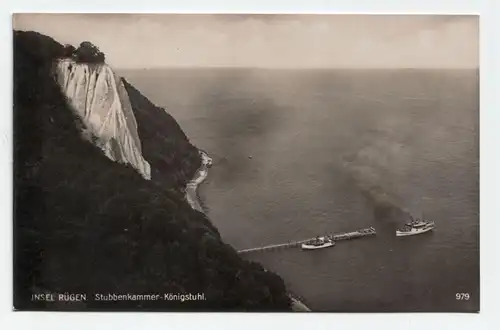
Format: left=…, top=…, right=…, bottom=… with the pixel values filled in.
left=184, top=150, right=310, bottom=312
left=185, top=150, right=212, bottom=213
left=289, top=294, right=311, bottom=312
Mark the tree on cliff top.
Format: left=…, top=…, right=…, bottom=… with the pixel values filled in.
left=62, top=44, right=76, bottom=58
left=73, top=41, right=106, bottom=63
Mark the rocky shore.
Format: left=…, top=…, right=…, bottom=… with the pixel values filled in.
left=185, top=150, right=212, bottom=212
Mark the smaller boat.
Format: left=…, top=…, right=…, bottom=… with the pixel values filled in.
left=301, top=236, right=335, bottom=250
left=357, top=227, right=376, bottom=234
left=396, top=218, right=435, bottom=237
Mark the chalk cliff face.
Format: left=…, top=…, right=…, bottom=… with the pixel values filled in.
left=55, top=59, right=151, bottom=180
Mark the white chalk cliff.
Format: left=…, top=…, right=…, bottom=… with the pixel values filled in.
left=55, top=59, right=151, bottom=180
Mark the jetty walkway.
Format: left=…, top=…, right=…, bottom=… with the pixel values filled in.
left=237, top=227, right=376, bottom=254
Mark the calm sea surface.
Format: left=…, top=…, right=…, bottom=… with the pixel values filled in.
left=122, top=68, right=479, bottom=312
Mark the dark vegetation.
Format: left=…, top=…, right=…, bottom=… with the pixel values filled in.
left=123, top=79, right=201, bottom=193
left=61, top=41, right=106, bottom=63
left=13, top=30, right=291, bottom=311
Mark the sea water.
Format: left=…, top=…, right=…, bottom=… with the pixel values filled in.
left=122, top=68, right=479, bottom=312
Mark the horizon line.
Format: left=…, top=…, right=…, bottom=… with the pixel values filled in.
left=116, top=66, right=480, bottom=70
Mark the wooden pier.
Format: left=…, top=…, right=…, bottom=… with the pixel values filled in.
left=236, top=227, right=376, bottom=254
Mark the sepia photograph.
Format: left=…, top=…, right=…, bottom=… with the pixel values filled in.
left=12, top=13, right=479, bottom=312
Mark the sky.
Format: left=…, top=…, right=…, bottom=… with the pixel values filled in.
left=12, top=14, right=479, bottom=69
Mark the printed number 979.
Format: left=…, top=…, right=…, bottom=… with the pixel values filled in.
left=456, top=293, right=470, bottom=300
